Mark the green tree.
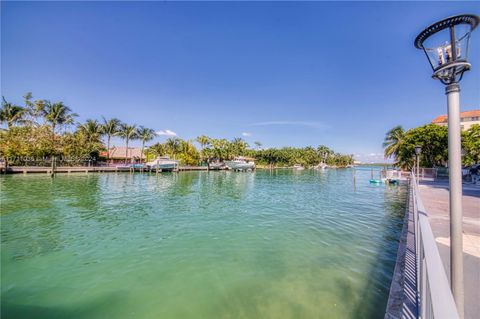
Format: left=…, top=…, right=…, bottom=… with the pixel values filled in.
left=196, top=135, right=211, bottom=149
left=383, top=124, right=448, bottom=169
left=147, top=143, right=166, bottom=161
left=230, top=137, right=249, bottom=157
left=196, top=135, right=211, bottom=163
left=117, top=124, right=138, bottom=164
left=42, top=101, right=77, bottom=143
left=101, top=117, right=121, bottom=162
left=78, top=119, right=104, bottom=146
left=137, top=126, right=156, bottom=162
left=165, top=137, right=181, bottom=159
left=0, top=97, right=26, bottom=129
left=383, top=126, right=405, bottom=160
left=0, top=126, right=55, bottom=160
left=178, top=140, right=200, bottom=166
left=462, top=124, right=480, bottom=166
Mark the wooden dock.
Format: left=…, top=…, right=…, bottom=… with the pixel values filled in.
left=0, top=165, right=212, bottom=175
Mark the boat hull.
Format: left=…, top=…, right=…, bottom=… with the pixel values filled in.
left=148, top=164, right=177, bottom=171
left=224, top=161, right=255, bottom=170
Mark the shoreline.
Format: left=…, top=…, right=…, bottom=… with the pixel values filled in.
left=0, top=165, right=359, bottom=175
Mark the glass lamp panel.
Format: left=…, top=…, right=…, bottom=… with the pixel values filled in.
left=422, top=28, right=452, bottom=69
left=454, top=24, right=472, bottom=61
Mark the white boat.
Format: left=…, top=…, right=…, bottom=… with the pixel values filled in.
left=208, top=161, right=225, bottom=170
left=146, top=157, right=179, bottom=171
left=224, top=157, right=255, bottom=171
left=293, top=164, right=305, bottom=170
left=314, top=163, right=328, bottom=170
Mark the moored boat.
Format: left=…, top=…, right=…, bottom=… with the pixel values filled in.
left=314, top=163, right=328, bottom=170
left=208, top=161, right=225, bottom=170
left=224, top=157, right=255, bottom=171
left=146, top=157, right=179, bottom=171
left=293, top=164, right=305, bottom=170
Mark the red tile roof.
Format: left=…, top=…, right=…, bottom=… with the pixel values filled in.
left=107, top=146, right=143, bottom=159
left=432, top=109, right=480, bottom=124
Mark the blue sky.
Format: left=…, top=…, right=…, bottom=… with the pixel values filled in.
left=2, top=1, right=479, bottom=162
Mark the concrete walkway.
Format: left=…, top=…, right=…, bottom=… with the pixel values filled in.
left=418, top=180, right=480, bottom=319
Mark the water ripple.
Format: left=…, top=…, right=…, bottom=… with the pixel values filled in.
left=1, top=169, right=407, bottom=319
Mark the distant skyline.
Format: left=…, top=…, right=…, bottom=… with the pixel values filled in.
left=2, top=1, right=479, bottom=163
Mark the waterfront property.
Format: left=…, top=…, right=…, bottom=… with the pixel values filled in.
left=1, top=169, right=406, bottom=319
left=432, top=109, right=480, bottom=131
left=100, top=146, right=144, bottom=164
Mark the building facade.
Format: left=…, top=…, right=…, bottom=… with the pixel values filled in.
left=432, top=109, right=480, bottom=130
left=99, top=146, right=144, bottom=164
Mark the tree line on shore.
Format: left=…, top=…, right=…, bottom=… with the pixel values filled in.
left=0, top=92, right=354, bottom=167
left=383, top=123, right=479, bottom=169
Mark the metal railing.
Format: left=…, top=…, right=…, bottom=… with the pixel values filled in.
left=411, top=173, right=460, bottom=319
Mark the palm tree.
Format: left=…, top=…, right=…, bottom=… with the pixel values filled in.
left=33, top=99, right=46, bottom=124
left=383, top=126, right=405, bottom=161
left=196, top=135, right=211, bottom=163
left=42, top=101, right=77, bottom=136
left=117, top=124, right=138, bottom=164
left=254, top=141, right=262, bottom=150
left=148, top=143, right=166, bottom=158
left=211, top=138, right=230, bottom=160
left=137, top=126, right=156, bottom=162
left=179, top=140, right=199, bottom=165
left=231, top=137, right=249, bottom=157
left=317, top=145, right=333, bottom=163
left=196, top=135, right=211, bottom=149
left=101, top=117, right=121, bottom=162
left=0, top=97, right=26, bottom=129
left=78, top=119, right=104, bottom=145
left=165, top=137, right=181, bottom=159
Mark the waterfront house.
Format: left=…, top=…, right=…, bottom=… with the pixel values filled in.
left=432, top=109, right=480, bottom=130
left=100, top=146, right=144, bottom=164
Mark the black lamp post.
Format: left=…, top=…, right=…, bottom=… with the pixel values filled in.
left=415, top=14, right=479, bottom=318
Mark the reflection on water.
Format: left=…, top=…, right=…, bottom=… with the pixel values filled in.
left=1, top=169, right=406, bottom=319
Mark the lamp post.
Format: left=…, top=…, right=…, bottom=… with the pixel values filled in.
left=415, top=14, right=479, bottom=318
left=415, top=145, right=422, bottom=184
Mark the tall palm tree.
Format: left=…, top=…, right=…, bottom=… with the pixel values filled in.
left=148, top=143, right=166, bottom=158
left=179, top=140, right=199, bottom=165
left=117, top=124, right=138, bottom=164
left=211, top=138, right=230, bottom=160
left=383, top=126, right=405, bottom=161
left=33, top=99, right=46, bottom=124
left=78, top=119, right=104, bottom=145
left=254, top=141, right=262, bottom=150
left=0, top=97, right=26, bottom=129
left=196, top=135, right=211, bottom=163
left=137, top=126, right=156, bottom=162
left=196, top=135, right=211, bottom=149
left=101, top=117, right=121, bottom=162
left=42, top=101, right=77, bottom=136
left=231, top=137, right=248, bottom=157
left=165, top=137, right=181, bottom=159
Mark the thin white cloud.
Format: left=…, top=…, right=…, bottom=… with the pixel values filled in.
left=242, top=132, right=252, bottom=137
left=156, top=129, right=177, bottom=137
left=249, top=121, right=327, bottom=129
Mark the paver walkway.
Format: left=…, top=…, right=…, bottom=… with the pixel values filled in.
left=418, top=180, right=480, bottom=319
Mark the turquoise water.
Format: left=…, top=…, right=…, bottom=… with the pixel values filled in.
left=1, top=169, right=407, bottom=319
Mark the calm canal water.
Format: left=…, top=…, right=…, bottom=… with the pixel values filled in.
left=1, top=169, right=407, bottom=319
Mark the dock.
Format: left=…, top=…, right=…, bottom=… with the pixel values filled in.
left=0, top=165, right=209, bottom=175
